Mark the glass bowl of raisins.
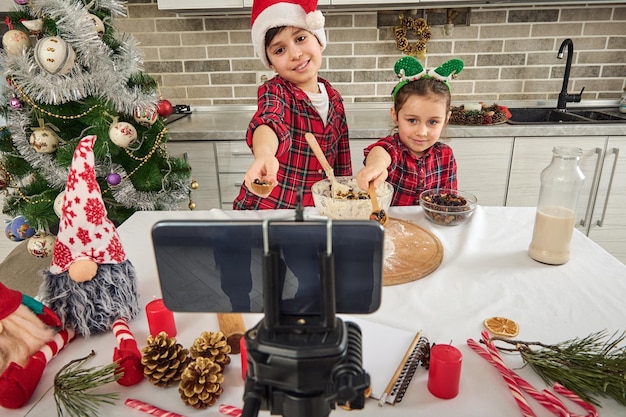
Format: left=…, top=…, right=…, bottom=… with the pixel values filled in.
left=419, top=189, right=478, bottom=226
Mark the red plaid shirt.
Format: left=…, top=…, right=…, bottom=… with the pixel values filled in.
left=233, top=76, right=352, bottom=210
left=364, top=133, right=457, bottom=206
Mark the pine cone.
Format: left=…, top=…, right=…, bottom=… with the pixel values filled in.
left=189, top=331, right=231, bottom=370
left=141, top=331, right=190, bottom=387
left=178, top=357, right=224, bottom=409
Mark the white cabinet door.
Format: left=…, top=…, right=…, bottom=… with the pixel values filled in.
left=349, top=139, right=376, bottom=173
left=167, top=141, right=220, bottom=210
left=587, top=136, right=626, bottom=264
left=449, top=137, right=513, bottom=207
left=507, top=136, right=607, bottom=232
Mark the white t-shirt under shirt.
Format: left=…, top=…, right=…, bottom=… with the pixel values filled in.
left=306, top=82, right=329, bottom=126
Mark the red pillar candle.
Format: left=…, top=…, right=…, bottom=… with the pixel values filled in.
left=240, top=336, right=248, bottom=380
left=428, top=344, right=463, bottom=399
left=145, top=298, right=177, bottom=337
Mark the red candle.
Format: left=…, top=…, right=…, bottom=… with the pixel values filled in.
left=428, top=344, right=463, bottom=399
left=240, top=337, right=248, bottom=380
left=145, top=298, right=177, bottom=337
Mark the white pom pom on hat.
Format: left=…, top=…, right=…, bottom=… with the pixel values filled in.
left=251, top=0, right=326, bottom=69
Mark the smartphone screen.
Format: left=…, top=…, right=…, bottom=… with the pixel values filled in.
left=151, top=219, right=383, bottom=314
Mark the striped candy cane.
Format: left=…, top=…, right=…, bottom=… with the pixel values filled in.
left=124, top=398, right=185, bottom=417
left=471, top=332, right=537, bottom=417
left=553, top=383, right=599, bottom=417
left=219, top=404, right=243, bottom=417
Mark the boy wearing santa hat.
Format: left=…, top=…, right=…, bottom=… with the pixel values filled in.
left=234, top=0, right=352, bottom=209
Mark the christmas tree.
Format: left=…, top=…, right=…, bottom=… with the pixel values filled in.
left=0, top=0, right=191, bottom=236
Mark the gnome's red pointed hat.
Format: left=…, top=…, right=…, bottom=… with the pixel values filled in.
left=49, top=135, right=126, bottom=277
left=251, top=0, right=326, bottom=69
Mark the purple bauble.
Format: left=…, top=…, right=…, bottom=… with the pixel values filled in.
left=107, top=172, right=121, bottom=185
left=14, top=0, right=29, bottom=5
left=9, top=97, right=22, bottom=109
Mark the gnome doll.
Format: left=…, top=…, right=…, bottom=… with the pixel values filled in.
left=0, top=282, right=75, bottom=409
left=39, top=135, right=143, bottom=386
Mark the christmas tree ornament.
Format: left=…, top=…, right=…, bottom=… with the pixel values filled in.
left=2, top=30, right=31, bottom=56
left=10, top=215, right=35, bottom=241
left=27, top=231, right=56, bottom=258
left=54, top=191, right=65, bottom=218
left=5, top=222, right=18, bottom=241
left=85, top=14, right=105, bottom=38
left=29, top=127, right=60, bottom=153
left=191, top=179, right=199, bottom=190
left=188, top=200, right=196, bottom=210
left=178, top=357, right=224, bottom=409
left=109, top=121, right=138, bottom=148
left=13, top=0, right=30, bottom=5
left=141, top=331, right=190, bottom=387
left=106, top=172, right=122, bottom=186
left=133, top=107, right=158, bottom=127
left=189, top=331, right=231, bottom=371
left=9, top=96, right=22, bottom=110
left=34, top=36, right=76, bottom=75
left=21, top=19, right=44, bottom=35
left=156, top=99, right=173, bottom=118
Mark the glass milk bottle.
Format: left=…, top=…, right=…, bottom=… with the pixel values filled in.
left=528, top=146, right=585, bottom=265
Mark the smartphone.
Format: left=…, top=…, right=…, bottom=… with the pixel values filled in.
left=151, top=219, right=383, bottom=314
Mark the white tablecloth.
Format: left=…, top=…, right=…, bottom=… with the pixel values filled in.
left=5, top=206, right=626, bottom=417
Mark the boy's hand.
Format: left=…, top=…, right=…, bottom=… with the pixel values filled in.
left=244, top=156, right=279, bottom=197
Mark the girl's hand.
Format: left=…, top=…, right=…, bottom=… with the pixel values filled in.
left=244, top=155, right=279, bottom=197
left=356, top=165, right=388, bottom=191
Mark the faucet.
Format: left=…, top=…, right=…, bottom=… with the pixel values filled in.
left=556, top=38, right=585, bottom=111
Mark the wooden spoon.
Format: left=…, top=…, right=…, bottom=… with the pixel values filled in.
left=304, top=133, right=350, bottom=197
left=368, top=182, right=389, bottom=226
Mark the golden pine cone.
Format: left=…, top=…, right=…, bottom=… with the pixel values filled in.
left=189, top=331, right=231, bottom=370
left=178, top=357, right=224, bottom=409
left=141, top=331, right=190, bottom=387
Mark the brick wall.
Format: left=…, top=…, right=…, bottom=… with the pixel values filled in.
left=116, top=1, right=626, bottom=106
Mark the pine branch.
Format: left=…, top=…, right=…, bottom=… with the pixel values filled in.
left=54, top=351, right=120, bottom=417
left=490, top=330, right=626, bottom=407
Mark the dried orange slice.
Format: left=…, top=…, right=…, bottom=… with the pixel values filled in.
left=484, top=316, right=519, bottom=337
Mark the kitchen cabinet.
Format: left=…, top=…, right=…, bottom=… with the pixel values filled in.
left=450, top=137, right=513, bottom=206
left=506, top=136, right=626, bottom=264
left=586, top=136, right=625, bottom=262
left=167, top=141, right=220, bottom=210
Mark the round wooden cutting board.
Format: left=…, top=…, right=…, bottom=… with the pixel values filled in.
left=383, top=218, right=444, bottom=286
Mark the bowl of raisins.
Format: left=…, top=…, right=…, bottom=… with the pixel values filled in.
left=419, top=189, right=477, bottom=226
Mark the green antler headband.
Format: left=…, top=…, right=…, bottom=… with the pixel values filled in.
left=391, top=56, right=464, bottom=99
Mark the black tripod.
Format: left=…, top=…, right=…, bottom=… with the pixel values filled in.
left=241, top=219, right=370, bottom=417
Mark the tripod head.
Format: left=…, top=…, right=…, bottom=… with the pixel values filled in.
left=241, top=218, right=371, bottom=417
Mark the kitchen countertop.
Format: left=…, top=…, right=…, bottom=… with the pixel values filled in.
left=165, top=101, right=626, bottom=141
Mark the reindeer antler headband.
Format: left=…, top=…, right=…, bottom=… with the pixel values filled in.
left=391, top=56, right=464, bottom=99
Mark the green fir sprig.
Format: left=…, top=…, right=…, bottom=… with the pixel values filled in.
left=490, top=330, right=626, bottom=407
left=53, top=351, right=120, bottom=417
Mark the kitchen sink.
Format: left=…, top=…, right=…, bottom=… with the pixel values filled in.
left=507, top=107, right=626, bottom=124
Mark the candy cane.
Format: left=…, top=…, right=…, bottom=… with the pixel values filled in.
left=469, top=332, right=537, bottom=417
left=553, top=383, right=599, bottom=417
left=219, top=404, right=243, bottom=417
left=124, top=398, right=185, bottom=417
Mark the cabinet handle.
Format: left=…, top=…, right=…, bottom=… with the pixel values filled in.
left=231, top=151, right=250, bottom=156
left=580, top=147, right=604, bottom=228
left=234, top=182, right=243, bottom=187
left=595, top=147, right=619, bottom=227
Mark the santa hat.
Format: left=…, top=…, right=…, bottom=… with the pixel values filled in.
left=49, top=135, right=126, bottom=275
left=251, top=0, right=326, bottom=69
left=0, top=282, right=22, bottom=321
